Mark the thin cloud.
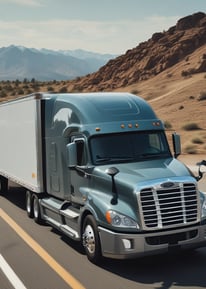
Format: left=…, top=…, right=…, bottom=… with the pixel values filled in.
left=0, top=0, right=43, bottom=6
left=0, top=16, right=179, bottom=54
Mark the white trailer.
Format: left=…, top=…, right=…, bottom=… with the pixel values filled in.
left=0, top=95, right=44, bottom=192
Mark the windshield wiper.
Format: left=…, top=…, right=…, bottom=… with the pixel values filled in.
left=139, top=152, right=170, bottom=159
left=95, top=155, right=133, bottom=163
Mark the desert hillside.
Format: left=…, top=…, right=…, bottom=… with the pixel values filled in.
left=115, top=44, right=206, bottom=154
left=1, top=12, right=206, bottom=155
left=66, top=11, right=206, bottom=155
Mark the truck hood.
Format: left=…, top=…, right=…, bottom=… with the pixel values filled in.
left=94, top=157, right=194, bottom=187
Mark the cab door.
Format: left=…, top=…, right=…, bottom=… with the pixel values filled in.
left=69, top=136, right=90, bottom=205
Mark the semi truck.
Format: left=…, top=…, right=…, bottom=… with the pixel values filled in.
left=0, top=92, right=206, bottom=264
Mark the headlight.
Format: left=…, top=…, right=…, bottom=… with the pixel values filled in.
left=105, top=210, right=138, bottom=228
left=201, top=192, right=206, bottom=218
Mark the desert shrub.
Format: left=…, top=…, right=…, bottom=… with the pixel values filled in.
left=181, top=70, right=186, bottom=77
left=17, top=89, right=24, bottom=95
left=189, top=95, right=195, bottom=100
left=198, top=91, right=206, bottom=101
left=4, top=84, right=13, bottom=92
left=0, top=90, right=7, bottom=98
left=182, top=123, right=200, bottom=131
left=23, top=84, right=29, bottom=89
left=164, top=121, right=172, bottom=129
left=47, top=86, right=54, bottom=92
left=59, top=86, right=68, bottom=93
left=26, top=89, right=33, bottom=94
left=192, top=137, right=204, bottom=144
left=184, top=145, right=197, bottom=154
left=181, top=68, right=196, bottom=77
left=131, top=89, right=140, bottom=95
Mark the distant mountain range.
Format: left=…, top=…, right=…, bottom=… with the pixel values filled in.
left=0, top=45, right=117, bottom=81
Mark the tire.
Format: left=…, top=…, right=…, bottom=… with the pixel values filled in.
left=82, top=215, right=102, bottom=264
left=0, top=176, right=8, bottom=195
left=32, top=194, right=42, bottom=224
left=26, top=191, right=34, bottom=218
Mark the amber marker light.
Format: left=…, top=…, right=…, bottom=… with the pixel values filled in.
left=105, top=211, right=112, bottom=224
left=135, top=123, right=139, bottom=128
left=128, top=124, right=132, bottom=128
left=96, top=127, right=101, bottom=131
left=121, top=124, right=125, bottom=128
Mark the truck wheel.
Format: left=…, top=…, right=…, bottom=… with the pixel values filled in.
left=26, top=191, right=33, bottom=218
left=0, top=176, right=8, bottom=195
left=32, top=194, right=42, bottom=224
left=82, top=215, right=102, bottom=264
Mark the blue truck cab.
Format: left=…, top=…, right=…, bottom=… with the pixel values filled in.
left=35, top=92, right=206, bottom=263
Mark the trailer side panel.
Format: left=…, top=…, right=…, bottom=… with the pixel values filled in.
left=0, top=96, right=44, bottom=192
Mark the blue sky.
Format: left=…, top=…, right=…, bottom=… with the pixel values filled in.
left=0, top=0, right=205, bottom=54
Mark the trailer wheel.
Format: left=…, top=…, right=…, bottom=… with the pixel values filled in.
left=32, top=194, right=42, bottom=224
left=82, top=215, right=102, bottom=264
left=26, top=191, right=33, bottom=218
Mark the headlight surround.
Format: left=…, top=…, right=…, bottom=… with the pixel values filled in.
left=106, top=210, right=138, bottom=228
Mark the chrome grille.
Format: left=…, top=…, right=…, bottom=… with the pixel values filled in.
left=139, top=183, right=199, bottom=229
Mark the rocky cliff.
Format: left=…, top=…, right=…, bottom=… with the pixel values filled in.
left=67, top=12, right=206, bottom=92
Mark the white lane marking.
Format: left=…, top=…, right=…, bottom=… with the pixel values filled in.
left=0, top=254, right=27, bottom=289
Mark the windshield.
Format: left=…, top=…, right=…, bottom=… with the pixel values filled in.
left=90, top=131, right=171, bottom=165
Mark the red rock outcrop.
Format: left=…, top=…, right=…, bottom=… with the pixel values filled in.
left=68, top=12, right=206, bottom=92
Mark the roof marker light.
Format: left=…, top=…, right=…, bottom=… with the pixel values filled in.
left=153, top=121, right=161, bottom=126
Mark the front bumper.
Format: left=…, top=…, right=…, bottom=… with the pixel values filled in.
left=98, top=224, right=206, bottom=259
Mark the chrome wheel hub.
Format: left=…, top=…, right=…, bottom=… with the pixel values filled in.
left=83, top=224, right=95, bottom=254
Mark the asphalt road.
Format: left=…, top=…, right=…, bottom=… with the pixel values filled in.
left=0, top=174, right=206, bottom=289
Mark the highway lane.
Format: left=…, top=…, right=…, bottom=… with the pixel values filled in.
left=0, top=191, right=78, bottom=289
left=0, top=174, right=206, bottom=289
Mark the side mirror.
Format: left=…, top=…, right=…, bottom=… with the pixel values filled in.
left=66, top=143, right=77, bottom=167
left=105, top=167, right=119, bottom=205
left=172, top=133, right=181, bottom=158
left=197, top=160, right=206, bottom=181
